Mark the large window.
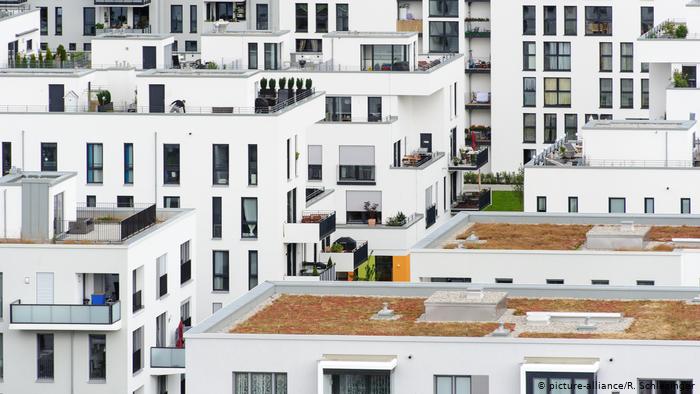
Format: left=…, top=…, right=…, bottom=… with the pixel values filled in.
left=248, top=43, right=258, bottom=69
left=609, top=197, right=626, bottom=213
left=544, top=114, right=557, bottom=143
left=55, top=7, right=63, bottom=36
left=248, top=251, right=258, bottom=290
left=40, top=7, right=48, bottom=35
left=641, top=7, right=654, bottom=35
left=565, top=114, right=577, bottom=141
left=543, top=6, right=556, bottom=35
left=110, top=7, right=127, bottom=28
left=523, top=42, right=536, bottom=71
left=132, top=327, right=143, bottom=373
left=171, top=5, right=183, bottom=33
left=124, top=143, right=133, bottom=184
left=83, top=7, right=96, bottom=36
left=527, top=372, right=595, bottom=394
left=564, top=6, right=577, bottom=35
left=599, top=42, right=612, bottom=72
left=523, top=114, right=536, bottom=143
left=212, top=197, right=222, bottom=238
left=361, top=45, right=408, bottom=71
left=296, top=3, right=308, bottom=32
left=544, top=78, right=571, bottom=107
left=213, top=250, right=229, bottom=291
left=86, top=143, right=103, bottom=184
left=37, top=334, right=54, bottom=380
left=523, top=78, right=536, bottom=107
left=429, top=22, right=459, bottom=53
left=89, top=334, right=106, bottom=381
left=621, top=79, right=634, bottom=109
left=435, top=375, right=470, bottom=394
left=620, top=43, right=634, bottom=72
left=190, top=5, right=197, bottom=33
left=430, top=0, right=458, bottom=17
left=639, top=379, right=693, bottom=394
left=264, top=43, right=279, bottom=70
left=326, top=96, right=352, bottom=121
left=600, top=78, right=613, bottom=108
left=308, top=145, right=322, bottom=180
left=368, top=97, right=382, bottom=121
left=242, top=198, right=258, bottom=238
left=164, top=144, right=180, bottom=184
left=41, top=143, right=57, bottom=172
left=295, top=39, right=322, bottom=52
left=523, top=6, right=535, bottom=35
left=339, top=146, right=375, bottom=184
left=248, top=144, right=258, bottom=185
left=642, top=79, right=649, bottom=109
left=336, top=4, right=348, bottom=31
left=544, top=42, right=571, bottom=71
left=316, top=3, right=328, bottom=32
left=585, top=6, right=612, bottom=35
left=346, top=190, right=381, bottom=223
left=233, top=372, right=287, bottom=394
left=212, top=144, right=229, bottom=185
left=256, top=4, right=268, bottom=30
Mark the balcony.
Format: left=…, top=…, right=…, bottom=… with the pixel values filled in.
left=283, top=211, right=337, bottom=243
left=451, top=189, right=492, bottom=212
left=467, top=126, right=491, bottom=146
left=299, top=261, right=336, bottom=281
left=396, top=19, right=422, bottom=34
left=0, top=0, right=27, bottom=4
left=10, top=300, right=121, bottom=330
left=319, top=239, right=369, bottom=273
left=465, top=91, right=491, bottom=110
left=465, top=19, right=491, bottom=38
left=391, top=151, right=444, bottom=170
left=449, top=147, right=489, bottom=171
left=94, top=0, right=151, bottom=5
left=425, top=205, right=437, bottom=229
left=337, top=165, right=376, bottom=185
left=55, top=203, right=156, bottom=244
left=637, top=20, right=700, bottom=64
left=150, top=347, right=185, bottom=373
left=466, top=58, right=491, bottom=74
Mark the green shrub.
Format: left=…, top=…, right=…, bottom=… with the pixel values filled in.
left=279, top=77, right=286, bottom=90
left=676, top=24, right=688, bottom=38
left=269, top=78, right=276, bottom=90
left=330, top=243, right=344, bottom=253
left=674, top=70, right=689, bottom=88
left=96, top=90, right=112, bottom=105
left=260, top=77, right=268, bottom=90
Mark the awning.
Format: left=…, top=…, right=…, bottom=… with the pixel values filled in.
left=522, top=357, right=600, bottom=373
left=319, top=354, right=398, bottom=371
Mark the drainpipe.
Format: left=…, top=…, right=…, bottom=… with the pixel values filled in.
left=2, top=189, right=6, bottom=237
left=21, top=129, right=25, bottom=170
left=154, top=131, right=158, bottom=204
left=70, top=331, right=74, bottom=394
left=665, top=131, right=669, bottom=167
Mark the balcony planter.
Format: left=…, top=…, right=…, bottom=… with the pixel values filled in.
left=367, top=218, right=376, bottom=227
left=96, top=90, right=113, bottom=112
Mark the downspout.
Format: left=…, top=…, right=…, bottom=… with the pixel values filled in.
left=2, top=189, right=6, bottom=237
left=21, top=129, right=25, bottom=170
left=154, top=131, right=158, bottom=204
left=665, top=131, right=669, bottom=167
left=70, top=331, right=74, bottom=394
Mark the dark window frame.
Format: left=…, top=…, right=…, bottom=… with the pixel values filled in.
left=212, top=196, right=222, bottom=239
left=608, top=197, right=626, bottom=213
left=37, top=333, right=54, bottom=380
left=537, top=196, right=547, bottom=212
left=248, top=43, right=258, bottom=69
left=523, top=113, right=536, bottom=143
left=190, top=5, right=197, bottom=33
left=316, top=3, right=328, bottom=33
left=564, top=114, right=577, bottom=141
left=599, top=42, right=612, bottom=72
left=86, top=143, right=103, bottom=184
left=523, top=41, right=536, bottom=71
left=212, top=250, right=229, bottom=292
left=544, top=114, right=557, bottom=143
left=83, top=7, right=96, bottom=36
left=544, top=42, right=571, bottom=71
left=543, top=6, right=556, bottom=35
left=170, top=5, right=183, bottom=33
left=620, top=78, right=634, bottom=109
left=336, top=3, right=348, bottom=31
left=124, top=143, right=134, bottom=184
left=212, top=144, right=229, bottom=185
left=248, top=250, right=258, bottom=290
left=523, top=77, right=536, bottom=107
left=248, top=144, right=258, bottom=185
left=55, top=7, right=63, bottom=36
left=163, top=144, right=180, bottom=185
left=564, top=6, right=577, bottom=35
left=88, top=334, right=106, bottom=381
left=600, top=78, right=613, bottom=109
left=568, top=196, right=578, bottom=213
left=544, top=77, right=571, bottom=107
left=429, top=21, right=459, bottom=53
left=644, top=197, right=655, bottom=214
left=241, top=197, right=258, bottom=238
left=41, top=142, right=58, bottom=172
left=429, top=0, right=458, bottom=17
left=641, top=7, right=654, bottom=35
left=682, top=198, right=692, bottom=214
left=641, top=79, right=650, bottom=109
left=523, top=5, right=536, bottom=35
left=296, top=3, right=308, bottom=32
left=585, top=6, right=612, bottom=36
left=620, top=42, right=634, bottom=73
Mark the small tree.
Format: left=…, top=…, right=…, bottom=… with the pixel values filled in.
left=96, top=90, right=112, bottom=106
left=661, top=21, right=676, bottom=38
left=269, top=78, right=276, bottom=90
left=512, top=166, right=525, bottom=197
left=14, top=53, right=20, bottom=68
left=279, top=77, right=286, bottom=90
left=57, top=45, right=67, bottom=65
left=260, top=77, right=268, bottom=90
left=45, top=47, right=54, bottom=64
left=295, top=77, right=303, bottom=90
left=674, top=70, right=689, bottom=88
left=20, top=55, right=28, bottom=68
left=29, top=54, right=37, bottom=68
left=676, top=24, right=689, bottom=39
left=38, top=51, right=44, bottom=67
left=287, top=77, right=295, bottom=89
left=206, top=62, right=218, bottom=69
left=305, top=78, right=312, bottom=89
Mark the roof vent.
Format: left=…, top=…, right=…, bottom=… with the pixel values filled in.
left=466, top=233, right=479, bottom=242
left=420, top=290, right=507, bottom=322
left=490, top=322, right=511, bottom=337
left=371, top=302, right=400, bottom=321
left=576, top=317, right=597, bottom=331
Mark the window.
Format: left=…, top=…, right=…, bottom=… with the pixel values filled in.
left=523, top=114, right=536, bottom=143
left=84, top=43, right=92, bottom=51
left=164, top=196, right=180, bottom=208
left=621, top=79, right=634, bottom=109
left=83, top=7, right=96, bottom=36
left=41, top=143, right=57, bottom=171
left=190, top=5, right=197, bottom=33
left=645, top=198, right=655, bottom=214
left=256, top=4, right=268, bottom=30
left=568, top=196, right=579, bottom=213
left=181, top=300, right=191, bottom=326
left=185, top=40, right=197, bottom=52
left=527, top=372, right=595, bottom=394
left=233, top=372, right=287, bottom=394
left=430, top=0, right=458, bottom=17
left=316, top=3, right=328, bottom=33
left=565, top=114, right=577, bottom=140
left=361, top=45, right=408, bottom=71
left=86, top=143, right=103, bottom=184
left=346, top=190, right=381, bottom=223
left=296, top=3, right=308, bottom=32
left=368, top=97, right=382, bottom=121
left=242, top=197, right=258, bottom=238
left=171, top=5, right=183, bottom=33
left=599, top=42, right=612, bottom=72
left=682, top=198, right=692, bottom=214
left=523, top=6, right=535, bottom=35
left=326, top=96, right=352, bottom=121
left=547, top=279, right=565, bottom=285
left=543, top=6, right=556, bottom=35
left=544, top=78, right=571, bottom=107
left=523, top=42, right=536, bottom=71
left=248, top=144, right=258, bottom=185
left=124, top=143, right=133, bottom=184
left=212, top=144, right=229, bottom=185
left=26, top=39, right=32, bottom=51
left=264, top=43, right=279, bottom=70
left=637, top=280, right=655, bottom=286
left=37, top=334, right=54, bottom=380
left=164, top=144, right=180, bottom=184
left=495, top=278, right=513, bottom=284
left=40, top=7, right=48, bottom=35
left=117, top=196, right=134, bottom=208
left=435, top=375, right=470, bottom=394
left=592, top=280, right=609, bottom=285
left=564, top=6, right=577, bottom=35
left=600, top=78, right=613, bottom=108
left=89, top=335, right=106, bottom=380
left=180, top=241, right=191, bottom=284
left=172, top=41, right=178, bottom=52
left=642, top=62, right=649, bottom=73
left=87, top=195, right=96, bottom=207
left=248, top=43, right=258, bottom=69
left=213, top=250, right=229, bottom=291
left=523, top=78, right=536, bottom=107
left=641, top=79, right=649, bottom=109
left=55, top=7, right=63, bottom=35
left=132, top=327, right=143, bottom=373
left=537, top=196, right=547, bottom=212
left=639, top=379, right=693, bottom=394
left=295, top=39, right=322, bottom=52
left=585, top=6, right=612, bottom=35
left=339, top=146, right=376, bottom=184
left=544, top=42, right=571, bottom=71
left=156, top=254, right=168, bottom=297
left=609, top=197, right=626, bottom=213
left=620, top=43, right=634, bottom=72
left=544, top=114, right=557, bottom=143
left=430, top=277, right=471, bottom=283
left=308, top=145, right=322, bottom=181
left=212, top=197, right=222, bottom=238
left=248, top=251, right=258, bottom=290
left=2, top=142, right=10, bottom=175
left=41, top=42, right=48, bottom=51
left=641, top=7, right=654, bottom=35
left=336, top=4, right=348, bottom=31
left=429, top=22, right=459, bottom=53
left=0, top=273, right=2, bottom=319
left=0, top=333, right=3, bottom=379
left=69, top=43, right=76, bottom=51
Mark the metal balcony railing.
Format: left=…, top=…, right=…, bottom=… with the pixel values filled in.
left=300, top=211, right=336, bottom=239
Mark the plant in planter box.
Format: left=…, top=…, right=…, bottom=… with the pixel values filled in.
left=363, top=201, right=379, bottom=226
left=295, top=77, right=304, bottom=95
left=57, top=45, right=67, bottom=66
left=452, top=156, right=462, bottom=166
left=268, top=78, right=277, bottom=96
left=676, top=24, right=688, bottom=39
left=95, top=22, right=105, bottom=30
left=661, top=21, right=676, bottom=38
left=29, top=54, right=37, bottom=68
left=288, top=77, right=296, bottom=90
left=96, top=90, right=113, bottom=112
left=387, top=211, right=407, bottom=226
left=674, top=70, right=689, bottom=88
left=330, top=243, right=344, bottom=253
left=305, top=78, right=313, bottom=90
left=38, top=51, right=43, bottom=67
left=278, top=77, right=289, bottom=101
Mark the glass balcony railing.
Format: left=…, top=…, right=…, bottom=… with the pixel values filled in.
left=150, top=347, right=186, bottom=368
left=10, top=301, right=121, bottom=325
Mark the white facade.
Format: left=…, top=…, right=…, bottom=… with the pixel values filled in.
left=0, top=7, right=39, bottom=66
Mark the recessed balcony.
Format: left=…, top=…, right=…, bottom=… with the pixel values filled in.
left=465, top=19, right=491, bottom=38
left=449, top=147, right=489, bottom=171
left=465, top=91, right=491, bottom=110
left=10, top=300, right=122, bottom=331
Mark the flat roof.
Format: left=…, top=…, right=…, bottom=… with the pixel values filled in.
left=188, top=281, right=700, bottom=341
left=0, top=171, right=75, bottom=186
left=323, top=31, right=418, bottom=39
left=202, top=30, right=290, bottom=37
left=0, top=68, right=95, bottom=77
left=583, top=119, right=696, bottom=131
left=94, top=33, right=174, bottom=40
left=136, top=68, right=259, bottom=78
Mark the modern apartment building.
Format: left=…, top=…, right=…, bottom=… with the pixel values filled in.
left=187, top=280, right=700, bottom=393
left=0, top=170, right=196, bottom=394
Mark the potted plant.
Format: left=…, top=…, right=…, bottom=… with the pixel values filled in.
left=363, top=201, right=379, bottom=226
left=387, top=212, right=407, bottom=226
left=268, top=78, right=277, bottom=97
left=676, top=24, right=688, bottom=39
left=278, top=77, right=288, bottom=101
left=95, top=22, right=105, bottom=31
left=330, top=243, right=344, bottom=253
left=96, top=90, right=113, bottom=112
left=45, top=47, right=54, bottom=67
left=674, top=70, right=689, bottom=88
left=56, top=44, right=67, bottom=67
left=295, top=77, right=304, bottom=97
left=287, top=77, right=296, bottom=103
left=259, top=77, right=268, bottom=97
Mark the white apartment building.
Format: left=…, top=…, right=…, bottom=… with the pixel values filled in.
left=0, top=5, right=39, bottom=65
left=0, top=170, right=196, bottom=394
left=186, top=280, right=700, bottom=394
